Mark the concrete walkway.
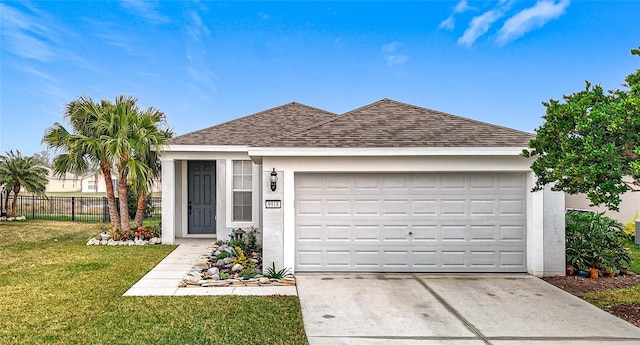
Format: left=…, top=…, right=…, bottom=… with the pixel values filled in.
left=297, top=273, right=640, bottom=344
left=123, top=238, right=297, bottom=296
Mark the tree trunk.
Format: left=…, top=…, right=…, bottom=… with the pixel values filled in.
left=10, top=184, right=20, bottom=218
left=118, top=172, right=130, bottom=231
left=3, top=190, right=9, bottom=214
left=133, top=194, right=146, bottom=228
left=101, top=162, right=120, bottom=230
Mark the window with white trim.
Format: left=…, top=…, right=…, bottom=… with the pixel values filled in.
left=232, top=160, right=252, bottom=222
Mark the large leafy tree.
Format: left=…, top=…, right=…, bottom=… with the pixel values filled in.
left=0, top=150, right=48, bottom=217
left=524, top=47, right=640, bottom=210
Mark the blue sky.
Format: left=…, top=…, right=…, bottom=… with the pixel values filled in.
left=1, top=0, right=639, bottom=156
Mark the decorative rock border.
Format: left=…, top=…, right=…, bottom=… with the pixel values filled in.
left=86, top=237, right=162, bottom=246
left=0, top=216, right=27, bottom=221
left=179, top=242, right=295, bottom=288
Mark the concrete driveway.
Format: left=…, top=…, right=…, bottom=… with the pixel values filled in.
left=296, top=273, right=640, bottom=344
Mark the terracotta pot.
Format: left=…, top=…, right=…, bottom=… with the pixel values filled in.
left=589, top=268, right=599, bottom=279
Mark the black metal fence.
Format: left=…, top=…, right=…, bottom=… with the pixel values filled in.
left=0, top=195, right=161, bottom=222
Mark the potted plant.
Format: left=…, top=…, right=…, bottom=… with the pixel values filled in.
left=98, top=223, right=112, bottom=241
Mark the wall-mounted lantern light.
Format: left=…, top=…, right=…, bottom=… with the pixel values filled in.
left=270, top=168, right=278, bottom=192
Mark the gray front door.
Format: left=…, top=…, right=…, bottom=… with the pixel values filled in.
left=188, top=161, right=216, bottom=234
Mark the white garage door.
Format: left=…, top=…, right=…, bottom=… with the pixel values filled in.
left=295, top=173, right=527, bottom=272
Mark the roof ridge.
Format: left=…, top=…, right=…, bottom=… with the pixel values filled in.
left=340, top=98, right=395, bottom=116
left=261, top=98, right=396, bottom=145
left=347, top=98, right=533, bottom=136
left=259, top=109, right=341, bottom=146
left=170, top=101, right=337, bottom=142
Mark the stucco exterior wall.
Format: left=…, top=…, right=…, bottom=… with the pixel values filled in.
left=543, top=186, right=566, bottom=276
left=46, top=178, right=81, bottom=193
left=566, top=191, right=640, bottom=224
left=161, top=150, right=263, bottom=243
left=260, top=154, right=561, bottom=276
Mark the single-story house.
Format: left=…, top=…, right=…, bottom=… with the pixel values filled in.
left=159, top=99, right=565, bottom=276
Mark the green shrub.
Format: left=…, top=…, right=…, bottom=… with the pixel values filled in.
left=565, top=210, right=631, bottom=272
left=229, top=238, right=246, bottom=251
left=239, top=268, right=261, bottom=280
left=244, top=227, right=261, bottom=253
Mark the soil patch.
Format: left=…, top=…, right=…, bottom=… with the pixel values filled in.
left=542, top=273, right=640, bottom=327
left=542, top=273, right=640, bottom=294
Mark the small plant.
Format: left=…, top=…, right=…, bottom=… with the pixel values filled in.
left=220, top=272, right=231, bottom=280
left=232, top=246, right=255, bottom=270
left=239, top=268, right=261, bottom=280
left=216, top=251, right=228, bottom=260
left=244, top=227, right=261, bottom=253
left=264, top=262, right=293, bottom=279
left=229, top=238, right=246, bottom=251
left=623, top=212, right=638, bottom=240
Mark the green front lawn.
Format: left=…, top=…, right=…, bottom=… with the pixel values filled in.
left=584, top=285, right=640, bottom=309
left=626, top=240, right=640, bottom=274
left=0, top=220, right=307, bottom=344
left=581, top=241, right=640, bottom=319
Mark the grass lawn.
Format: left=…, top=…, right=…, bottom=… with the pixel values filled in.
left=626, top=240, right=640, bottom=274
left=581, top=241, right=640, bottom=316
left=0, top=220, right=307, bottom=344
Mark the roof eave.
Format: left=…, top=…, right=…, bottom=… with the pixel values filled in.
left=157, top=144, right=250, bottom=153
left=248, top=146, right=529, bottom=158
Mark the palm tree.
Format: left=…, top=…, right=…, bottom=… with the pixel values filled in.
left=44, top=94, right=172, bottom=231
left=0, top=150, right=48, bottom=217
left=101, top=96, right=172, bottom=230
left=43, top=96, right=122, bottom=230
left=128, top=107, right=173, bottom=227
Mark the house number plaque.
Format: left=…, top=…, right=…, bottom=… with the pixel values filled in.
left=265, top=200, right=282, bottom=209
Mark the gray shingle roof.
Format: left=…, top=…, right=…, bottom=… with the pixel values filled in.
left=265, top=99, right=534, bottom=147
left=170, top=99, right=534, bottom=148
left=169, top=102, right=338, bottom=146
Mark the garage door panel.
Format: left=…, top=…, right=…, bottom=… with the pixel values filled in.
left=441, top=200, right=466, bottom=215
left=295, top=173, right=526, bottom=272
left=499, top=199, right=525, bottom=215
left=326, top=200, right=350, bottom=215
left=500, top=225, right=526, bottom=241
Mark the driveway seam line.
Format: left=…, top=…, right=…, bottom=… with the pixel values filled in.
left=411, top=273, right=491, bottom=345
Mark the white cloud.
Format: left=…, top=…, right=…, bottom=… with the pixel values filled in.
left=439, top=0, right=475, bottom=30
left=439, top=16, right=455, bottom=30
left=382, top=42, right=409, bottom=66
left=0, top=3, right=55, bottom=61
left=497, top=0, right=570, bottom=45
left=454, top=0, right=473, bottom=13
left=185, top=11, right=211, bottom=40
left=120, top=0, right=169, bottom=24
left=458, top=9, right=505, bottom=47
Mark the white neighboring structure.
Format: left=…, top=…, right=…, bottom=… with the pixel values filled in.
left=159, top=99, right=566, bottom=276
left=45, top=168, right=82, bottom=193
left=45, top=168, right=161, bottom=194
left=566, top=188, right=640, bottom=224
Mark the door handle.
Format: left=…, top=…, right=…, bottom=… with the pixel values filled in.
left=188, top=201, right=192, bottom=215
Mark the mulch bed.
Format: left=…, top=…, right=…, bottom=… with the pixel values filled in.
left=542, top=272, right=640, bottom=328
